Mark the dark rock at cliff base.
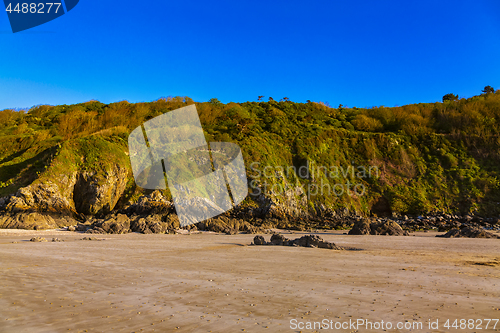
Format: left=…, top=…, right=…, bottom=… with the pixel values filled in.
left=73, top=166, right=128, bottom=216
left=0, top=213, right=56, bottom=230
left=125, top=190, right=174, bottom=216
left=371, top=220, right=409, bottom=236
left=436, top=227, right=500, bottom=239
left=86, top=226, right=106, bottom=234
left=84, top=213, right=173, bottom=234
left=0, top=212, right=78, bottom=230
left=130, top=215, right=168, bottom=234
left=87, top=213, right=131, bottom=234
left=5, top=182, right=76, bottom=215
left=349, top=219, right=409, bottom=236
left=76, top=223, right=91, bottom=232
left=195, top=216, right=264, bottom=234
left=253, top=234, right=341, bottom=250
left=2, top=165, right=128, bottom=218
left=348, top=220, right=371, bottom=235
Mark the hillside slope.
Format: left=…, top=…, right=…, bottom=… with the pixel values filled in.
left=1, top=92, right=500, bottom=230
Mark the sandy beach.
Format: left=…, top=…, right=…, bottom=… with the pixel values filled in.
left=0, top=230, right=499, bottom=333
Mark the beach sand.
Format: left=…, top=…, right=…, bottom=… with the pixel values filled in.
left=0, top=229, right=499, bottom=332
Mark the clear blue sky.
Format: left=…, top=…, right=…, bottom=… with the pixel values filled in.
left=1, top=0, right=499, bottom=110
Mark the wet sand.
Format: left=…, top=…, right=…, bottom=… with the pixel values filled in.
left=0, top=229, right=499, bottom=333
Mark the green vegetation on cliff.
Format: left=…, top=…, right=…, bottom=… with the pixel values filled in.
left=1, top=89, right=500, bottom=217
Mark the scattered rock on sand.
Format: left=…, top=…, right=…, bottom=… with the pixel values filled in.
left=30, top=237, right=47, bottom=242
left=436, top=226, right=500, bottom=239
left=253, top=234, right=342, bottom=250
left=81, top=237, right=104, bottom=241
left=349, top=219, right=409, bottom=236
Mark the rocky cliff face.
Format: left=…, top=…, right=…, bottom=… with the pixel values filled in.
left=73, top=165, right=129, bottom=216
left=0, top=165, right=357, bottom=231
left=0, top=163, right=129, bottom=229
left=250, top=186, right=309, bottom=218
left=5, top=180, right=77, bottom=215
left=0, top=212, right=77, bottom=230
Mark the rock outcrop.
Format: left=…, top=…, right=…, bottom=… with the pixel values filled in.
left=79, top=190, right=266, bottom=235
left=73, top=165, right=128, bottom=215
left=253, top=234, right=342, bottom=250
left=290, top=234, right=342, bottom=249
left=348, top=219, right=409, bottom=236
left=5, top=180, right=77, bottom=215
left=130, top=215, right=168, bottom=234
left=250, top=185, right=309, bottom=219
left=196, top=215, right=262, bottom=234
left=0, top=212, right=78, bottom=230
left=0, top=164, right=129, bottom=229
left=124, top=190, right=173, bottom=216
left=86, top=213, right=131, bottom=234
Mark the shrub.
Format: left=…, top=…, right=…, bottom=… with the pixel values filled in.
left=351, top=115, right=383, bottom=132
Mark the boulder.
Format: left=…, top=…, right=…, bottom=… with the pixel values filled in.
left=195, top=216, right=263, bottom=234
left=270, top=233, right=290, bottom=245
left=126, top=190, right=173, bottom=216
left=371, top=220, right=409, bottom=236
left=89, top=213, right=131, bottom=234
left=349, top=219, right=408, bottom=236
left=130, top=215, right=167, bottom=234
left=252, top=234, right=341, bottom=250
left=437, top=227, right=500, bottom=239
left=253, top=235, right=266, bottom=245
left=290, top=235, right=342, bottom=250
left=30, top=237, right=47, bottom=242
left=348, top=219, right=371, bottom=235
